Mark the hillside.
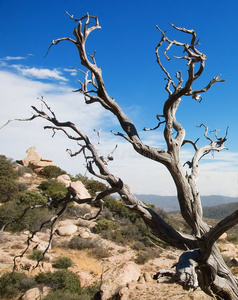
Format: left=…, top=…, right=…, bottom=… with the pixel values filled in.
left=203, top=201, right=238, bottom=220
left=0, top=151, right=237, bottom=300
left=136, top=194, right=238, bottom=212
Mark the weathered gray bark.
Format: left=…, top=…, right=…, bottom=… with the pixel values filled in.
left=3, top=12, right=238, bottom=299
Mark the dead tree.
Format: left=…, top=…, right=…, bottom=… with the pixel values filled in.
left=3, top=12, right=238, bottom=299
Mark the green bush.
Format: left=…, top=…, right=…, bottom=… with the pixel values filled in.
left=226, top=233, right=238, bottom=244
left=29, top=249, right=44, bottom=261
left=18, top=182, right=28, bottom=192
left=43, top=285, right=100, bottom=300
left=85, top=179, right=107, bottom=196
left=44, top=290, right=85, bottom=300
left=134, top=251, right=150, bottom=264
left=0, top=176, right=18, bottom=202
left=94, top=219, right=119, bottom=233
left=68, top=237, right=97, bottom=250
left=0, top=155, right=18, bottom=179
left=132, top=241, right=146, bottom=250
left=40, top=165, right=66, bottom=179
left=53, top=257, right=73, bottom=269
left=103, top=196, right=138, bottom=222
left=134, top=248, right=161, bottom=265
left=38, top=180, right=67, bottom=201
left=90, top=245, right=110, bottom=259
left=17, top=165, right=33, bottom=176
left=16, top=190, right=47, bottom=206
left=0, top=272, right=35, bottom=298
left=35, top=270, right=81, bottom=293
left=0, top=196, right=54, bottom=232
left=71, top=173, right=89, bottom=184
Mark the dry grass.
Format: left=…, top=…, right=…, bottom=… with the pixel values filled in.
left=51, top=247, right=102, bottom=274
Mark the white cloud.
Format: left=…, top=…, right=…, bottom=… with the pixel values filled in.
left=64, top=68, right=77, bottom=76
left=1, top=69, right=238, bottom=198
left=11, top=65, right=68, bottom=81
left=3, top=56, right=25, bottom=61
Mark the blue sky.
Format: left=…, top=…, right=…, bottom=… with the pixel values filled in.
left=1, top=0, right=238, bottom=197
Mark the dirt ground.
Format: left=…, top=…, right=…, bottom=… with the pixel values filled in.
left=0, top=229, right=228, bottom=299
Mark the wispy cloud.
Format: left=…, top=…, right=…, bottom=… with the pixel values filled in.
left=1, top=68, right=238, bottom=197
left=64, top=68, right=77, bottom=76
left=11, top=65, right=68, bottom=81
left=3, top=56, right=26, bottom=61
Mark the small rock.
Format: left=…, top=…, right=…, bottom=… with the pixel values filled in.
left=135, top=284, right=143, bottom=290
left=57, top=174, right=71, bottom=187
left=218, top=233, right=227, bottom=240
left=37, top=241, right=51, bottom=251
left=30, top=235, right=40, bottom=243
left=42, top=286, right=51, bottom=297
left=227, top=258, right=238, bottom=267
left=80, top=231, right=91, bottom=239
left=21, top=287, right=41, bottom=300
left=138, top=274, right=145, bottom=284
left=143, top=271, right=152, bottom=282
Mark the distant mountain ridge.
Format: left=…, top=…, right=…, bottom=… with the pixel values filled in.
left=135, top=194, right=238, bottom=212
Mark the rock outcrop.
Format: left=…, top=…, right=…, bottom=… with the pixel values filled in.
left=22, top=147, right=54, bottom=173
left=100, top=261, right=141, bottom=299
left=57, top=220, right=78, bottom=236
left=57, top=174, right=91, bottom=199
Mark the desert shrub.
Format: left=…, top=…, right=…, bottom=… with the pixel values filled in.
left=90, top=245, right=111, bottom=259
left=68, top=236, right=98, bottom=250
left=103, top=196, right=138, bottom=222
left=134, top=251, right=150, bottom=264
left=0, top=155, right=18, bottom=179
left=134, top=248, right=161, bottom=265
left=53, top=257, right=73, bottom=269
left=226, top=233, right=238, bottom=244
left=71, top=173, right=89, bottom=184
left=101, top=228, right=123, bottom=244
left=35, top=270, right=81, bottom=293
left=29, top=249, right=44, bottom=261
left=40, top=165, right=66, bottom=179
left=17, top=165, right=33, bottom=176
left=0, top=272, right=35, bottom=298
left=18, top=182, right=28, bottom=192
left=44, top=284, right=100, bottom=300
left=132, top=241, right=146, bottom=250
left=0, top=201, right=24, bottom=231
left=101, top=208, right=114, bottom=220
left=0, top=176, right=18, bottom=202
left=44, top=290, right=84, bottom=300
left=38, top=180, right=67, bottom=201
left=64, top=204, right=92, bottom=219
left=94, top=219, right=119, bottom=233
left=85, top=179, right=107, bottom=196
left=0, top=197, right=54, bottom=232
left=16, top=190, right=47, bottom=206
left=121, top=223, right=140, bottom=237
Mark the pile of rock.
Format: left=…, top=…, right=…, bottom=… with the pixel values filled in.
left=22, top=146, right=54, bottom=173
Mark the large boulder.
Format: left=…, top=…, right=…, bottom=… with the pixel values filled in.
left=57, top=220, right=78, bottom=236
left=57, top=175, right=91, bottom=199
left=22, top=146, right=54, bottom=173
left=100, top=261, right=141, bottom=300
left=70, top=181, right=91, bottom=199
